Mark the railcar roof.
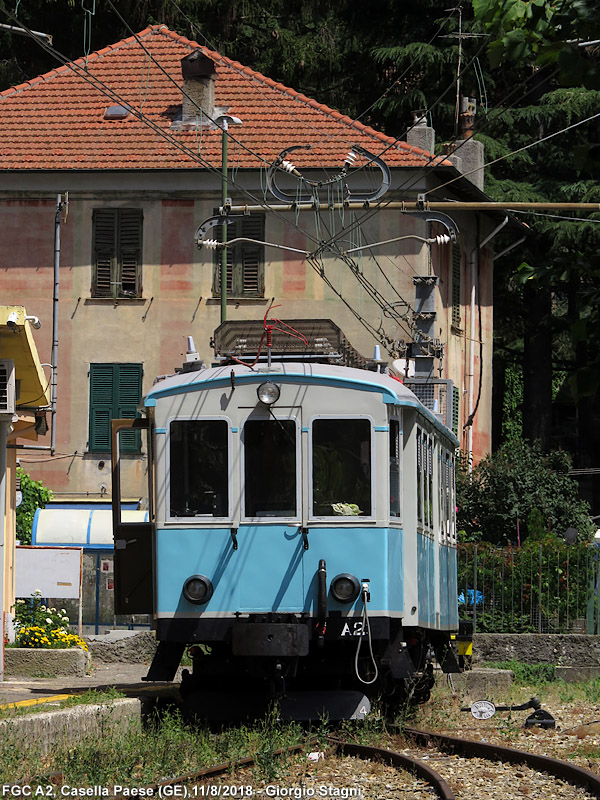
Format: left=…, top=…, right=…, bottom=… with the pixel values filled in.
left=144, top=361, right=459, bottom=445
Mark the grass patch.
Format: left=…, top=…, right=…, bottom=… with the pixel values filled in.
left=483, top=660, right=556, bottom=685
left=0, top=703, right=305, bottom=787
left=0, top=687, right=126, bottom=719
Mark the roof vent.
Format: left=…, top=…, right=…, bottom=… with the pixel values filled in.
left=104, top=104, right=131, bottom=121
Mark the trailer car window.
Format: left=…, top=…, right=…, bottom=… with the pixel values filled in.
left=170, top=420, right=228, bottom=517
left=312, top=419, right=371, bottom=517
left=244, top=419, right=297, bottom=517
left=390, top=419, right=401, bottom=517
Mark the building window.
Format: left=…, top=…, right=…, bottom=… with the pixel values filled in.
left=451, top=243, right=461, bottom=329
left=88, top=363, right=143, bottom=453
left=92, top=208, right=143, bottom=298
left=213, top=214, right=265, bottom=298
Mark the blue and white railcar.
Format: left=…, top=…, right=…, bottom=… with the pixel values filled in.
left=112, top=359, right=460, bottom=717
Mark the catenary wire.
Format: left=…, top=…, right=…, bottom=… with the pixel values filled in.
left=0, top=5, right=409, bottom=349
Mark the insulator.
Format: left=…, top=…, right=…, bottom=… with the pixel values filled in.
left=436, top=234, right=451, bottom=245
left=281, top=159, right=296, bottom=173
left=202, top=238, right=220, bottom=249
left=345, top=150, right=358, bottom=165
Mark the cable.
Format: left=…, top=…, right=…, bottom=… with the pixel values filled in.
left=424, top=109, right=600, bottom=198
left=354, top=583, right=379, bottom=686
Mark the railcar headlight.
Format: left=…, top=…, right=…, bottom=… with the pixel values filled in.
left=330, top=573, right=360, bottom=604
left=257, top=381, right=280, bottom=405
left=183, top=575, right=213, bottom=605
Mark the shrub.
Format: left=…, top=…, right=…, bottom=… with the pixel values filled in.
left=16, top=467, right=52, bottom=545
left=13, top=591, right=87, bottom=651
left=457, top=441, right=593, bottom=545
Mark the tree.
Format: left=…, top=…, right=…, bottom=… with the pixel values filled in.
left=16, top=467, right=52, bottom=545
left=457, top=440, right=593, bottom=544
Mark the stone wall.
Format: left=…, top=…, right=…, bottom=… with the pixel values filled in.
left=474, top=634, right=600, bottom=666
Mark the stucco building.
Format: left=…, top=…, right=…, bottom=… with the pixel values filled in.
left=0, top=25, right=505, bottom=501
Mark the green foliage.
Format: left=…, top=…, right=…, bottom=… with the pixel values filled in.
left=458, top=536, right=593, bottom=634
left=13, top=591, right=88, bottom=650
left=484, top=659, right=556, bottom=685
left=16, top=467, right=52, bottom=546
left=457, top=441, right=593, bottom=545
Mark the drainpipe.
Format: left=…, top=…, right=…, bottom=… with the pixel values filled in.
left=467, top=216, right=509, bottom=464
left=51, top=194, right=65, bottom=455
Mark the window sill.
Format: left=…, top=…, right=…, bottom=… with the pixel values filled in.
left=207, top=297, right=268, bottom=304
left=85, top=451, right=145, bottom=459
left=85, top=297, right=147, bottom=305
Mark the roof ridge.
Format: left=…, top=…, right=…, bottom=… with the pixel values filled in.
left=145, top=25, right=434, bottom=158
left=0, top=25, right=161, bottom=99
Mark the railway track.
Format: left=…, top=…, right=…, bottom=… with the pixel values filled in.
left=96, top=725, right=600, bottom=800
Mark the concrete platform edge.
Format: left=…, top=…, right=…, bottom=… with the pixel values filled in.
left=0, top=698, right=142, bottom=757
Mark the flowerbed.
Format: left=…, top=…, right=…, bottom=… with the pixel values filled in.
left=14, top=591, right=87, bottom=651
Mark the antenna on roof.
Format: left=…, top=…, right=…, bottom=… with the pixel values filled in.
left=0, top=23, right=52, bottom=45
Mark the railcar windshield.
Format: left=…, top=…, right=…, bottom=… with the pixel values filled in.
left=244, top=419, right=297, bottom=517
left=169, top=420, right=229, bottom=517
left=312, top=418, right=371, bottom=517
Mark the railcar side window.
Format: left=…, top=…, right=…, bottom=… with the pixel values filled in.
left=312, top=419, right=371, bottom=517
left=417, top=427, right=434, bottom=533
left=389, top=419, right=401, bottom=518
left=170, top=420, right=228, bottom=517
left=244, top=419, right=297, bottom=517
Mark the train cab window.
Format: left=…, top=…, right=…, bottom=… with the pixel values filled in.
left=312, top=418, right=371, bottom=517
left=169, top=420, right=229, bottom=517
left=244, top=419, right=297, bottom=517
left=389, top=419, right=401, bottom=518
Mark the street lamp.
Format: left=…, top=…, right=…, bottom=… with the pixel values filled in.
left=215, top=115, right=242, bottom=323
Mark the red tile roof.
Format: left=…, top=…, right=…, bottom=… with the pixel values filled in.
left=0, top=25, right=441, bottom=172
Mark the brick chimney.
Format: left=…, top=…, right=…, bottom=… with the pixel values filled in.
left=181, top=51, right=216, bottom=123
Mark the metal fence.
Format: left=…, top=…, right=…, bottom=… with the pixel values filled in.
left=457, top=541, right=600, bottom=634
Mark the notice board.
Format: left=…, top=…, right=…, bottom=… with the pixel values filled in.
left=15, top=546, right=83, bottom=600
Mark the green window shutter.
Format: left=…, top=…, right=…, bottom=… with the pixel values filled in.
left=116, top=363, right=143, bottom=453
left=451, top=243, right=461, bottom=329
left=452, top=385, right=460, bottom=436
left=89, top=363, right=142, bottom=453
left=92, top=208, right=142, bottom=298
left=92, top=209, right=117, bottom=297
left=89, top=364, right=115, bottom=451
left=213, top=213, right=264, bottom=297
left=118, top=209, right=143, bottom=297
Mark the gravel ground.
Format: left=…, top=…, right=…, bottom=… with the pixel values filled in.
left=204, top=676, right=600, bottom=800
left=413, top=677, right=600, bottom=774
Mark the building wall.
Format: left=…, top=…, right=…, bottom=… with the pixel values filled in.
left=0, top=176, right=494, bottom=497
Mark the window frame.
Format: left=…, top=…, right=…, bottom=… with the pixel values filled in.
left=91, top=207, right=143, bottom=299
left=389, top=415, right=402, bottom=522
left=212, top=213, right=265, bottom=299
left=166, top=416, right=233, bottom=523
left=416, top=424, right=436, bottom=537
left=241, top=413, right=301, bottom=523
left=308, top=414, right=375, bottom=522
left=88, top=363, right=143, bottom=454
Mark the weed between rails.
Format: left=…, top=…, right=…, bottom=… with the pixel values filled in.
left=0, top=701, right=307, bottom=787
